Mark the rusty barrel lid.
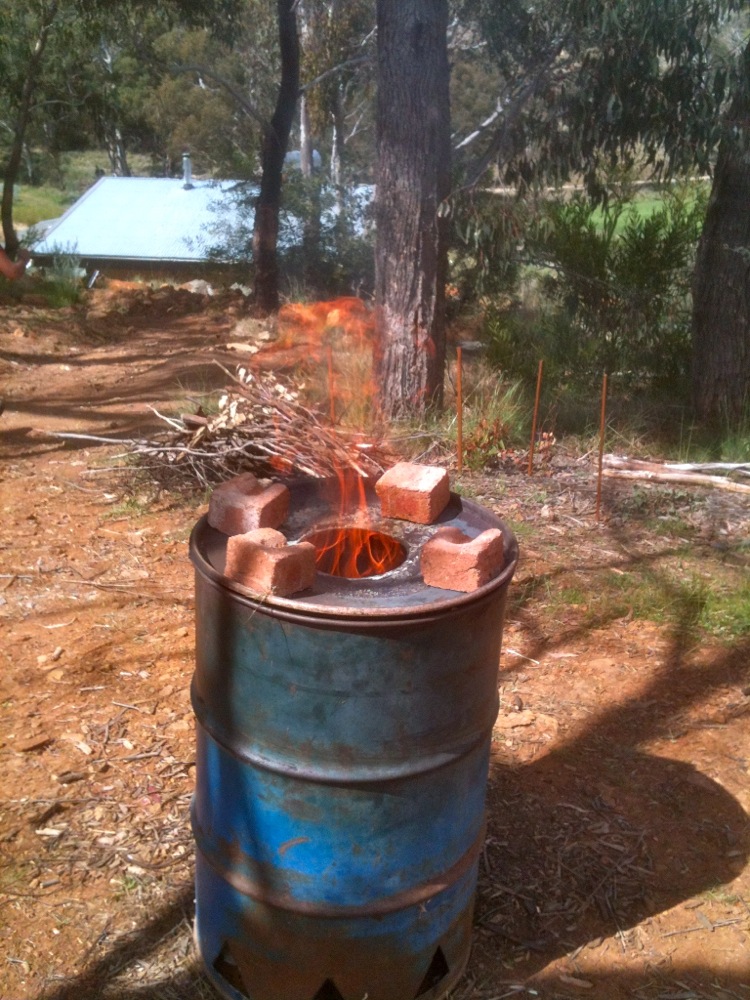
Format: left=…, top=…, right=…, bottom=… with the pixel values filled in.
left=190, top=477, right=519, bottom=622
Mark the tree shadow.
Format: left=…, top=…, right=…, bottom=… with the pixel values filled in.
left=470, top=510, right=750, bottom=994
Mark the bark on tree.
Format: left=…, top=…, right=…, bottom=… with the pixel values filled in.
left=299, top=90, right=322, bottom=286
left=100, top=43, right=131, bottom=177
left=374, top=0, right=451, bottom=418
left=252, top=0, right=300, bottom=314
left=331, top=94, right=344, bottom=203
left=1, top=0, right=59, bottom=253
left=692, top=42, right=750, bottom=428
left=299, top=93, right=314, bottom=178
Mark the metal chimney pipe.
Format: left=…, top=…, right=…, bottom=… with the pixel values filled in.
left=182, top=151, right=194, bottom=190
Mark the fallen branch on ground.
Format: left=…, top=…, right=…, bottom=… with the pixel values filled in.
left=602, top=454, right=750, bottom=494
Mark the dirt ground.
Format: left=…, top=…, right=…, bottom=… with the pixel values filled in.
left=0, top=283, right=748, bottom=1000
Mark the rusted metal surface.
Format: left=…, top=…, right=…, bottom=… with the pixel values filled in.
left=196, top=846, right=475, bottom=1000
left=190, top=477, right=518, bottom=1000
left=190, top=478, right=519, bottom=617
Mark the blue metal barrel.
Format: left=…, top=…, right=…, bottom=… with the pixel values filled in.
left=189, top=481, right=518, bottom=1000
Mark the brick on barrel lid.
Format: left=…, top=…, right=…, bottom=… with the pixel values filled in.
left=421, top=526, right=505, bottom=592
left=208, top=472, right=289, bottom=535
left=224, top=528, right=316, bottom=596
left=375, top=462, right=450, bottom=524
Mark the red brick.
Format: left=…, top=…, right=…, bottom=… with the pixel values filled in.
left=224, top=528, right=316, bottom=596
left=375, top=462, right=450, bottom=524
left=208, top=473, right=289, bottom=535
left=421, top=526, right=505, bottom=592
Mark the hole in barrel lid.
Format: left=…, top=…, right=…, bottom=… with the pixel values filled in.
left=414, top=946, right=450, bottom=997
left=305, top=525, right=407, bottom=579
left=213, top=942, right=250, bottom=997
left=312, top=979, right=345, bottom=1000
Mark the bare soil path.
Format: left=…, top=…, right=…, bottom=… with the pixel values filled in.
left=0, top=286, right=748, bottom=1000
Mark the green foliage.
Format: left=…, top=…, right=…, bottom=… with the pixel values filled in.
left=454, top=0, right=744, bottom=191
left=485, top=187, right=707, bottom=391
left=301, top=0, right=375, bottom=137
left=35, top=244, right=84, bottom=307
left=13, top=186, right=73, bottom=226
left=392, top=362, right=528, bottom=470
left=199, top=171, right=375, bottom=298
left=460, top=376, right=527, bottom=469
left=443, top=190, right=526, bottom=305
left=144, top=17, right=277, bottom=177
left=281, top=172, right=375, bottom=297
left=532, top=528, right=750, bottom=639
left=714, top=406, right=750, bottom=461
left=0, top=0, right=261, bottom=203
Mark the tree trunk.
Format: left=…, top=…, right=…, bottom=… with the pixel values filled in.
left=374, top=0, right=451, bottom=418
left=105, top=125, right=131, bottom=177
left=692, top=43, right=750, bottom=428
left=253, top=0, right=300, bottom=315
left=328, top=0, right=345, bottom=215
left=331, top=93, right=344, bottom=210
left=100, top=43, right=131, bottom=178
left=299, top=93, right=314, bottom=177
left=299, top=91, right=322, bottom=286
left=2, top=1, right=59, bottom=252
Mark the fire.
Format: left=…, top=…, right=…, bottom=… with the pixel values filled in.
left=278, top=297, right=374, bottom=340
left=278, top=301, right=403, bottom=578
left=306, top=469, right=405, bottom=579
left=306, top=526, right=405, bottom=579
left=277, top=297, right=376, bottom=427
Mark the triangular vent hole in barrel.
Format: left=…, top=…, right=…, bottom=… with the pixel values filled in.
left=213, top=942, right=249, bottom=997
left=312, top=979, right=345, bottom=1000
left=414, top=946, right=450, bottom=997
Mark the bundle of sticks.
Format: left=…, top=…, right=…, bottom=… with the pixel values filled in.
left=57, top=364, right=387, bottom=490
left=156, top=364, right=390, bottom=488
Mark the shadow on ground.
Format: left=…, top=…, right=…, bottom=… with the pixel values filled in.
left=37, top=602, right=749, bottom=1000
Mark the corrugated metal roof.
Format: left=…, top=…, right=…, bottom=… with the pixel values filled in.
left=32, top=176, right=250, bottom=262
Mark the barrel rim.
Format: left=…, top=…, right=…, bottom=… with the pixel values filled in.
left=190, top=493, right=518, bottom=622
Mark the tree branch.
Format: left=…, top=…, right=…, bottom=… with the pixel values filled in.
left=171, top=63, right=270, bottom=134
left=299, top=53, right=370, bottom=94
left=453, top=46, right=570, bottom=191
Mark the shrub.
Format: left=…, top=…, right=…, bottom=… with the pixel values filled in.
left=36, top=243, right=85, bottom=307
left=517, top=186, right=707, bottom=388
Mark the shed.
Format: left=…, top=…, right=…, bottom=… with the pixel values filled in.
left=30, top=171, right=253, bottom=279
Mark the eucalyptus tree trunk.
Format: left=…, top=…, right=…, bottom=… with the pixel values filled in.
left=253, top=0, right=300, bottom=314
left=374, top=0, right=451, bottom=418
left=2, top=0, right=59, bottom=252
left=692, top=42, right=750, bottom=428
left=104, top=125, right=131, bottom=177
left=299, top=90, right=322, bottom=286
left=100, top=43, right=131, bottom=177
left=331, top=94, right=344, bottom=209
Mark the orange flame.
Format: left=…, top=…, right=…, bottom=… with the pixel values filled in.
left=307, top=525, right=405, bottom=578
left=276, top=296, right=377, bottom=427
left=279, top=297, right=373, bottom=339
left=305, top=468, right=403, bottom=579
left=277, top=299, right=404, bottom=578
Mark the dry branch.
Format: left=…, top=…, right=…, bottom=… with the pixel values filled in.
left=51, top=365, right=388, bottom=491
left=602, top=454, right=750, bottom=495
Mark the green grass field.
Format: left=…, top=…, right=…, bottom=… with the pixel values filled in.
left=590, top=182, right=707, bottom=234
